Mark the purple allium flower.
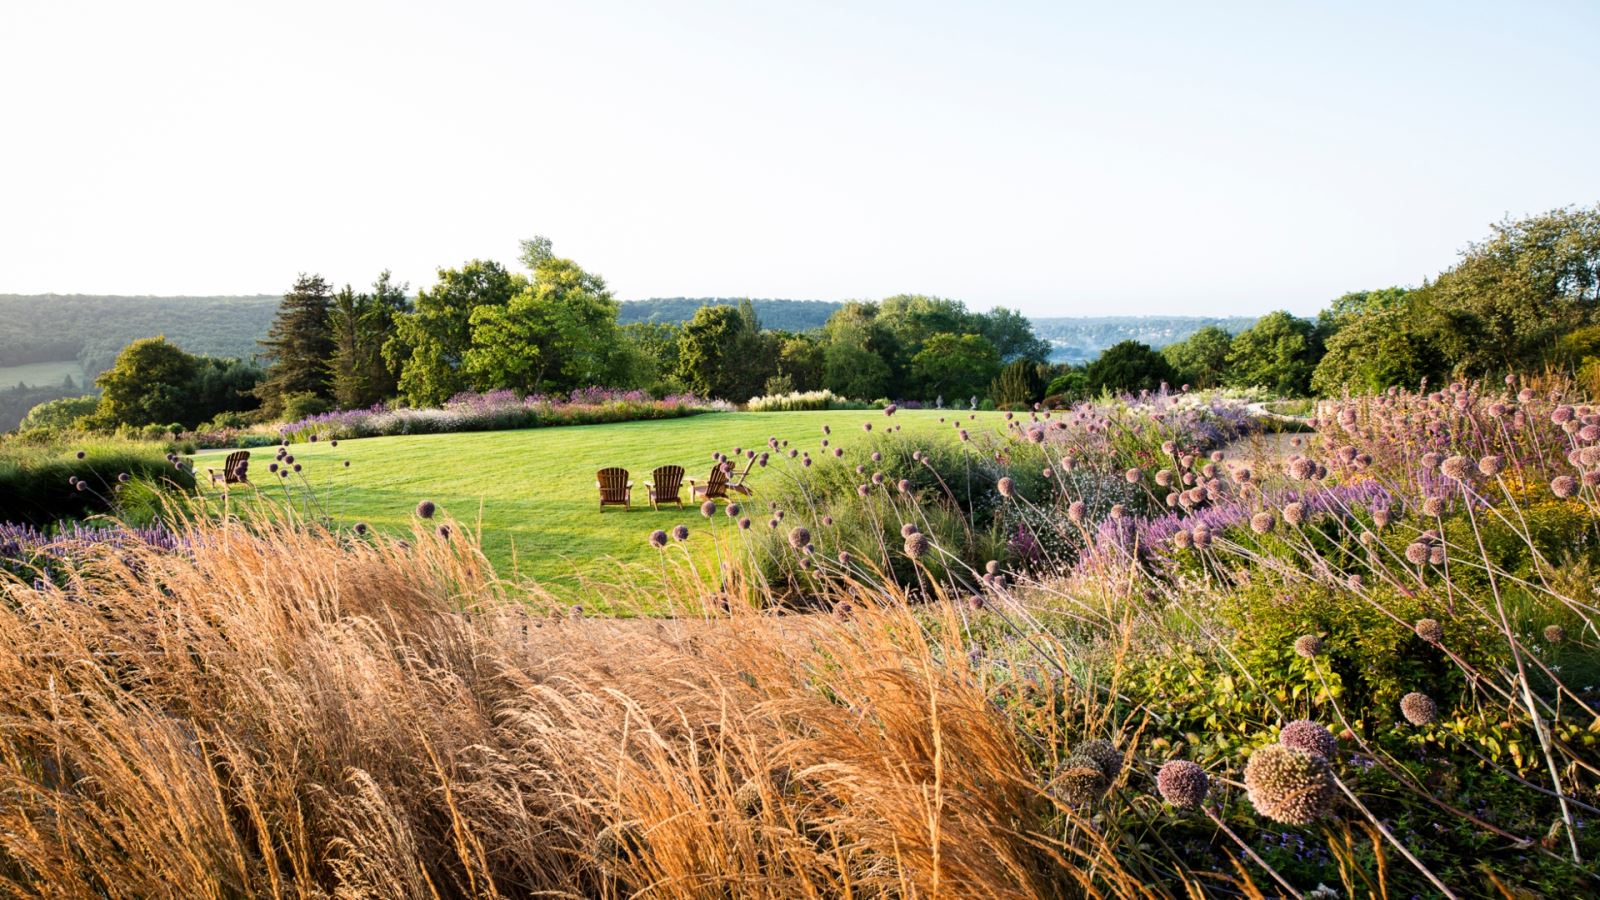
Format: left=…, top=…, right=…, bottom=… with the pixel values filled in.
left=901, top=522, right=920, bottom=537
left=768, top=518, right=779, bottom=529
left=1156, top=760, right=1209, bottom=810
left=649, top=529, right=668, bottom=548
left=117, top=473, right=129, bottom=483
left=75, top=450, right=86, bottom=460
left=671, top=524, right=690, bottom=542
left=1293, top=634, right=1324, bottom=658
left=1282, top=502, right=1306, bottom=527
left=436, top=525, right=451, bottom=539
left=269, top=462, right=280, bottom=474
left=701, top=501, right=716, bottom=518
left=1244, top=744, right=1335, bottom=826
left=821, top=515, right=833, bottom=526
left=415, top=500, right=436, bottom=519
left=1421, top=496, right=1445, bottom=517
left=958, top=428, right=970, bottom=442
left=738, top=517, right=751, bottom=530
left=355, top=522, right=369, bottom=535
left=1552, top=475, right=1578, bottom=499
left=1124, top=467, right=1142, bottom=484
left=884, top=403, right=897, bottom=416
left=857, top=484, right=870, bottom=497
left=862, top=422, right=872, bottom=432
left=1478, top=455, right=1504, bottom=477
left=1400, top=691, right=1438, bottom=726
left=293, top=464, right=302, bottom=473
left=726, top=502, right=741, bottom=517
left=1440, top=455, right=1472, bottom=481
left=897, top=478, right=911, bottom=493
left=1067, top=501, right=1085, bottom=523
left=343, top=460, right=350, bottom=467
left=871, top=472, right=885, bottom=485
left=1250, top=511, right=1276, bottom=534
left=1414, top=618, right=1444, bottom=644
left=1280, top=720, right=1337, bottom=758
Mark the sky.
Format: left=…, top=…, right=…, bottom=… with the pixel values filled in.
left=1, top=1, right=1596, bottom=317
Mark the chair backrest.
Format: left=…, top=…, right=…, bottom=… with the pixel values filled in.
left=702, top=464, right=730, bottom=496
left=225, top=450, right=250, bottom=481
left=597, top=467, right=630, bottom=502
left=728, top=455, right=756, bottom=484
left=651, top=465, right=684, bottom=496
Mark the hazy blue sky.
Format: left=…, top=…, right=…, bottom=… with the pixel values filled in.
left=2, top=1, right=1595, bottom=316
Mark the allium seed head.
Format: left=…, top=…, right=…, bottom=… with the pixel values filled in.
left=1068, top=500, right=1086, bottom=523
left=1478, top=455, right=1504, bottom=476
left=1404, top=542, right=1429, bottom=564
left=787, top=527, right=810, bottom=550
left=671, top=524, right=689, bottom=542
left=1280, top=720, right=1337, bottom=758
left=1400, top=691, right=1438, bottom=726
left=1051, top=756, right=1111, bottom=805
left=997, top=476, right=1015, bottom=498
left=1293, top=634, right=1324, bottom=658
left=903, top=532, right=929, bottom=560
left=1244, top=744, right=1335, bottom=826
left=1074, top=739, right=1122, bottom=780
left=1283, top=502, right=1306, bottom=527
left=1421, top=496, right=1445, bottom=517
left=1543, top=624, right=1566, bottom=643
left=1414, top=618, right=1444, bottom=643
left=415, top=500, right=436, bottom=519
left=1440, top=455, right=1472, bottom=481
left=1156, top=760, right=1208, bottom=809
left=1251, top=512, right=1276, bottom=534
left=648, top=529, right=668, bottom=548
left=701, top=501, right=716, bottom=518
left=1552, top=475, right=1578, bottom=499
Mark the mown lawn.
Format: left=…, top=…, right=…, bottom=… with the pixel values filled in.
left=192, top=409, right=1005, bottom=596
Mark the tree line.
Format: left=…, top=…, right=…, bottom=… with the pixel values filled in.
left=19, top=203, right=1600, bottom=434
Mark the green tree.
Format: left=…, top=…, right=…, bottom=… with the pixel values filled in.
left=388, top=260, right=522, bottom=406
left=1311, top=304, right=1446, bottom=395
left=1084, top=340, right=1175, bottom=395
left=190, top=357, right=264, bottom=420
left=19, top=394, right=98, bottom=431
left=1224, top=311, right=1321, bottom=396
left=676, top=303, right=774, bottom=400
left=1161, top=326, right=1234, bottom=389
left=910, top=333, right=1001, bottom=400
left=1044, top=368, right=1089, bottom=404
left=989, top=358, right=1046, bottom=409
left=255, top=274, right=335, bottom=416
left=619, top=321, right=682, bottom=393
left=92, top=337, right=201, bottom=428
left=775, top=333, right=825, bottom=392
left=980, top=307, right=1051, bottom=363
left=329, top=271, right=410, bottom=409
left=465, top=251, right=623, bottom=394
left=1419, top=206, right=1600, bottom=377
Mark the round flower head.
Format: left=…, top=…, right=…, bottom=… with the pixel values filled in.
left=871, top=472, right=885, bottom=485
left=1173, top=529, right=1193, bottom=549
left=1192, top=526, right=1211, bottom=549
left=117, top=472, right=129, bottom=483
left=1551, top=475, right=1578, bottom=499
left=671, top=524, right=689, bottom=542
left=768, top=518, right=779, bottom=529
left=1421, top=451, right=1443, bottom=470
left=984, top=559, right=1000, bottom=575
left=1293, top=634, right=1324, bottom=659
left=862, top=422, right=872, bottom=432
left=738, top=517, right=751, bottom=530
left=903, top=532, right=929, bottom=560
left=997, top=476, right=1015, bottom=498
left=1283, top=502, right=1306, bottom=527
left=1429, top=545, right=1446, bottom=566
left=901, top=522, right=920, bottom=537
left=1404, top=541, right=1430, bottom=565
left=701, top=501, right=716, bottom=518
left=415, top=500, right=437, bottom=519
left=1414, top=618, right=1444, bottom=644
left=1440, top=455, right=1472, bottom=481
left=1478, top=455, right=1504, bottom=477
left=436, top=525, right=451, bottom=539
left=821, top=515, right=833, bottom=526
left=75, top=450, right=85, bottom=460
left=354, top=522, right=368, bottom=536
left=1421, top=496, right=1445, bottom=517
left=1051, top=756, right=1111, bottom=805
left=1068, top=500, right=1086, bottom=523
left=1074, top=739, right=1122, bottom=780
left=1552, top=405, right=1575, bottom=424
left=787, top=527, right=811, bottom=550
left=648, top=529, right=668, bottom=549
left=1400, top=691, right=1438, bottom=726
left=1543, top=624, right=1566, bottom=643
left=857, top=484, right=870, bottom=497
left=837, top=550, right=852, bottom=566
left=726, top=502, right=741, bottom=517
left=1280, top=720, right=1337, bottom=758
left=1156, top=760, right=1209, bottom=810
left=897, top=478, right=912, bottom=494
left=1244, top=743, right=1336, bottom=826
left=884, top=403, right=897, bottom=416
left=1124, top=467, right=1142, bottom=484
left=1251, top=512, right=1276, bottom=535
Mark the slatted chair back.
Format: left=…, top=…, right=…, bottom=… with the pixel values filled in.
left=726, top=454, right=757, bottom=495
left=648, top=465, right=685, bottom=509
left=596, top=467, right=632, bottom=509
left=209, top=450, right=252, bottom=488
left=696, top=462, right=731, bottom=500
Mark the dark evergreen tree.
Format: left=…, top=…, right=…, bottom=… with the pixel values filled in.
left=256, top=274, right=335, bottom=415
left=329, top=271, right=409, bottom=409
left=989, top=358, right=1046, bottom=409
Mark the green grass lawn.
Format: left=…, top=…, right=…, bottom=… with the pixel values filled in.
left=192, top=409, right=1006, bottom=596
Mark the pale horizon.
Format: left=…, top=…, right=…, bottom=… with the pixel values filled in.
left=2, top=1, right=1596, bottom=317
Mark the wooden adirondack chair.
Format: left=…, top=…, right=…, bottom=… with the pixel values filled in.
left=207, top=451, right=251, bottom=489
left=690, top=462, right=732, bottom=502
left=726, top=455, right=758, bottom=496
left=646, top=465, right=685, bottom=510
left=596, top=467, right=633, bottom=511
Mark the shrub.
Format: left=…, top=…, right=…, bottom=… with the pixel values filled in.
left=0, top=436, right=193, bottom=525
left=744, top=389, right=871, bottom=412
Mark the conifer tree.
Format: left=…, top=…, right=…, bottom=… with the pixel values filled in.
left=255, top=274, right=335, bottom=416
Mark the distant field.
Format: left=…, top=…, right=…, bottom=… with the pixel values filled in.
left=191, top=409, right=1006, bottom=602
left=0, top=360, right=88, bottom=389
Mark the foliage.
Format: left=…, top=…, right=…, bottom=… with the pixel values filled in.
left=1160, top=325, right=1234, bottom=390
left=0, top=435, right=192, bottom=524
left=328, top=272, right=410, bottom=409
left=910, top=332, right=1001, bottom=401
left=388, top=259, right=523, bottom=406
left=1083, top=340, right=1175, bottom=395
left=90, top=337, right=198, bottom=428
left=1224, top=310, right=1321, bottom=396
left=1311, top=303, right=1446, bottom=394
left=254, top=274, right=336, bottom=416
left=676, top=302, right=774, bottom=400
left=465, top=250, right=626, bottom=394
left=743, top=389, right=872, bottom=412
left=989, top=358, right=1046, bottom=409
left=18, top=394, right=98, bottom=432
